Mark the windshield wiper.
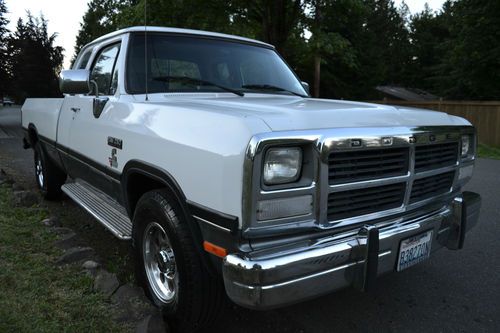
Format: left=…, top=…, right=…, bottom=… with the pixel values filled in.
left=153, top=76, right=244, bottom=97
left=241, top=84, right=308, bottom=98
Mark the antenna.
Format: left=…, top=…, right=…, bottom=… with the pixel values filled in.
left=144, top=0, right=149, bottom=101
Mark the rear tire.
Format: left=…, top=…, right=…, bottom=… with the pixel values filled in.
left=133, top=190, right=224, bottom=332
left=34, top=142, right=66, bottom=199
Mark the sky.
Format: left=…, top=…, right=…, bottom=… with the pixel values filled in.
left=394, top=0, right=446, bottom=13
left=5, top=0, right=446, bottom=70
left=5, top=0, right=89, bottom=69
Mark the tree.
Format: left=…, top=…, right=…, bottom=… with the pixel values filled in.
left=324, top=0, right=412, bottom=99
left=69, top=0, right=500, bottom=100
left=8, top=13, right=64, bottom=103
left=0, top=0, right=9, bottom=99
left=306, top=0, right=363, bottom=97
left=229, top=0, right=304, bottom=57
left=407, top=4, right=450, bottom=95
left=72, top=0, right=128, bottom=63
left=438, top=0, right=500, bottom=99
left=117, top=0, right=232, bottom=33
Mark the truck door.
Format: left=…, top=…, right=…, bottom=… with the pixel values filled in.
left=61, top=42, right=122, bottom=198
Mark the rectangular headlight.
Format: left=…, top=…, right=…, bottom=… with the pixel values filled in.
left=263, top=147, right=302, bottom=185
left=461, top=135, right=471, bottom=157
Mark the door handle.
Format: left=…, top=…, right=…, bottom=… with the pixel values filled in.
left=70, top=107, right=80, bottom=113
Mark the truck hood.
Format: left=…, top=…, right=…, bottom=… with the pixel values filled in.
left=145, top=95, right=470, bottom=131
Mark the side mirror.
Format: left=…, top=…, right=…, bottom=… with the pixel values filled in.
left=59, top=69, right=91, bottom=94
left=301, top=81, right=310, bottom=95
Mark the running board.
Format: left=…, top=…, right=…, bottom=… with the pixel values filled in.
left=61, top=181, right=132, bottom=240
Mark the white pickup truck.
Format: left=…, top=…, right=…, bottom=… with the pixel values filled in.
left=22, top=26, right=481, bottom=332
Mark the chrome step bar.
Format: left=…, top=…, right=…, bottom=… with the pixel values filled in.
left=62, top=180, right=132, bottom=240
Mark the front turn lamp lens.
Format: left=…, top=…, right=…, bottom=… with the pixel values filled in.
left=257, top=195, right=313, bottom=221
left=263, top=147, right=302, bottom=185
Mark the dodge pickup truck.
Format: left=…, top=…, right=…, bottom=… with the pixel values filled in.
left=22, top=26, right=481, bottom=332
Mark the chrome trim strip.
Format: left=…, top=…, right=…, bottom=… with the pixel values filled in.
left=260, top=183, right=316, bottom=195
left=329, top=173, right=410, bottom=192
left=413, top=164, right=458, bottom=179
left=193, top=215, right=232, bottom=233
left=256, top=251, right=393, bottom=289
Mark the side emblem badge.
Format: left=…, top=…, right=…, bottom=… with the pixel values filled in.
left=109, top=148, right=118, bottom=168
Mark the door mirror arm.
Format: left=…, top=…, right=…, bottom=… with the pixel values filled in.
left=90, top=80, right=100, bottom=98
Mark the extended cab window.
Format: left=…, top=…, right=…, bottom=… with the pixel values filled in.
left=91, top=43, right=121, bottom=95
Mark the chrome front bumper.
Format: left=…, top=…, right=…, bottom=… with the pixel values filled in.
left=223, top=192, right=481, bottom=309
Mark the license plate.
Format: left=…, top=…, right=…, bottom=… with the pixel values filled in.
left=397, top=231, right=433, bottom=272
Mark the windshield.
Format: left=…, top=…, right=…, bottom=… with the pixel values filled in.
left=126, top=33, right=307, bottom=96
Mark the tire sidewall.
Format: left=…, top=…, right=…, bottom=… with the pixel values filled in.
left=34, top=143, right=48, bottom=194
left=133, top=192, right=185, bottom=313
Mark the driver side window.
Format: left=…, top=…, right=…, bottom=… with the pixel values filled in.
left=90, top=43, right=121, bottom=96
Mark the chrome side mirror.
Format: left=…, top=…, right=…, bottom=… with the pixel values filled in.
left=59, top=69, right=91, bottom=94
left=301, top=81, right=310, bottom=95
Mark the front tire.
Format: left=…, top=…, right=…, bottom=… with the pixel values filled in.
left=34, top=142, right=66, bottom=199
left=133, top=190, right=224, bottom=332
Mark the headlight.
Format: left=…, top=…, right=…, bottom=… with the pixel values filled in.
left=263, top=147, right=302, bottom=185
left=461, top=135, right=472, bottom=158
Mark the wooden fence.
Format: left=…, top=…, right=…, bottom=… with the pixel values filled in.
left=374, top=100, right=500, bottom=147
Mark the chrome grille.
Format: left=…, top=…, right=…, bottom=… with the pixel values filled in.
left=410, top=171, right=455, bottom=203
left=415, top=142, right=458, bottom=172
left=325, top=135, right=462, bottom=224
left=328, top=147, right=409, bottom=185
left=327, top=183, right=405, bottom=221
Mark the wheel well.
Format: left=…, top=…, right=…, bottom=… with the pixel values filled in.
left=27, top=125, right=38, bottom=146
left=126, top=172, right=166, bottom=216
left=123, top=164, right=220, bottom=277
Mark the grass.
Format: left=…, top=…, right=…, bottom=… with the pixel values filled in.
left=0, top=186, right=130, bottom=332
left=477, top=143, right=500, bottom=160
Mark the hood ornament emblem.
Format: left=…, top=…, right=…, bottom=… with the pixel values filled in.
left=351, top=139, right=362, bottom=147
left=382, top=137, right=393, bottom=146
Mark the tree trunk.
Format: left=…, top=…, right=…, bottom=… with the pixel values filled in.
left=313, top=1, right=322, bottom=98
left=314, top=55, right=321, bottom=98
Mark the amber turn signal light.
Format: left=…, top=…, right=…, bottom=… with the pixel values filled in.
left=203, top=241, right=227, bottom=258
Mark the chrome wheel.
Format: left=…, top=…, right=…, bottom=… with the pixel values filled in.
left=143, top=222, right=178, bottom=303
left=35, top=157, right=44, bottom=188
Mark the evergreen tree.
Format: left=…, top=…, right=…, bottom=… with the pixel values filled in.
left=306, top=0, right=364, bottom=97
left=229, top=0, right=304, bottom=57
left=0, top=0, right=9, bottom=99
left=439, top=0, right=500, bottom=99
left=349, top=0, right=412, bottom=99
left=407, top=4, right=450, bottom=95
left=72, top=0, right=127, bottom=64
left=8, top=13, right=64, bottom=103
left=68, top=0, right=500, bottom=100
left=117, top=0, right=232, bottom=33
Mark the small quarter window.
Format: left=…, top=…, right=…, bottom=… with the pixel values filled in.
left=90, top=43, right=121, bottom=95
left=77, top=49, right=92, bottom=69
